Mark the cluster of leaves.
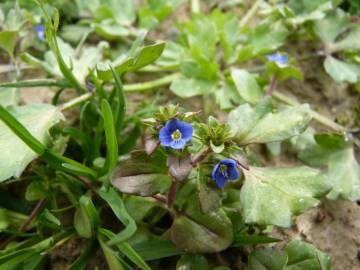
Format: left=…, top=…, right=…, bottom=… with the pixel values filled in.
left=0, top=0, right=359, bottom=269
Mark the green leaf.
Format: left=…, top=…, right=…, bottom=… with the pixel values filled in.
left=265, top=62, right=303, bottom=82
left=67, top=239, right=98, bottom=270
left=98, top=187, right=137, bottom=245
left=0, top=88, right=17, bottom=107
left=0, top=31, right=18, bottom=57
left=102, top=0, right=135, bottom=25
left=313, top=9, right=349, bottom=44
left=288, top=0, right=333, bottom=25
left=231, top=69, right=262, bottom=104
left=74, top=195, right=100, bottom=238
left=240, top=166, right=331, bottom=227
left=170, top=195, right=233, bottom=253
left=98, top=235, right=127, bottom=270
left=156, top=41, right=184, bottom=67
left=285, top=240, right=330, bottom=270
left=131, top=42, right=165, bottom=71
left=248, top=249, right=288, bottom=270
left=0, top=208, right=9, bottom=230
left=232, top=234, right=281, bottom=247
left=96, top=42, right=165, bottom=81
left=0, top=104, right=63, bottom=182
left=228, top=97, right=312, bottom=145
left=111, top=150, right=172, bottom=196
left=176, top=254, right=210, bottom=270
left=101, top=99, right=119, bottom=174
left=99, top=228, right=151, bottom=270
left=94, top=22, right=130, bottom=40
left=112, top=173, right=172, bottom=196
left=132, top=240, right=185, bottom=261
left=97, top=59, right=134, bottom=81
left=110, top=65, right=126, bottom=134
left=25, top=181, right=49, bottom=201
left=170, top=75, right=216, bottom=98
left=238, top=22, right=288, bottom=61
left=323, top=56, right=360, bottom=83
left=299, top=137, right=360, bottom=201
left=332, top=24, right=360, bottom=52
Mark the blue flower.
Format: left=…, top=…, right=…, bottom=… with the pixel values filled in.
left=159, top=118, right=193, bottom=149
left=35, top=25, right=45, bottom=41
left=212, top=159, right=240, bottom=188
left=266, top=53, right=288, bottom=66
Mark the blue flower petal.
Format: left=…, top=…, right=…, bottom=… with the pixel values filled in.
left=35, top=25, right=45, bottom=41
left=166, top=118, right=182, bottom=133
left=266, top=53, right=288, bottom=65
left=213, top=170, right=228, bottom=188
left=212, top=159, right=240, bottom=188
left=211, top=162, right=221, bottom=179
left=169, top=139, right=186, bottom=149
left=178, top=122, right=193, bottom=142
left=159, top=118, right=193, bottom=150
left=159, top=126, right=173, bottom=146
left=220, top=159, right=237, bottom=167
left=228, top=166, right=240, bottom=180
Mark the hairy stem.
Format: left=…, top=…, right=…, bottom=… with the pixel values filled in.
left=266, top=74, right=277, bottom=96
left=240, top=0, right=261, bottom=27
left=59, top=73, right=180, bottom=111
left=272, top=91, right=345, bottom=132
left=191, top=147, right=212, bottom=166
left=167, top=181, right=179, bottom=209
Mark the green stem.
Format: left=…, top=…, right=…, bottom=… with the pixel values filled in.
left=59, top=92, right=93, bottom=112
left=59, top=73, right=180, bottom=111
left=123, top=73, right=180, bottom=92
left=240, top=0, right=261, bottom=27
left=272, top=91, right=345, bottom=132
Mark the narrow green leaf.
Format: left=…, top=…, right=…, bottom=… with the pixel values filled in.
left=98, top=235, right=127, bottom=270
left=101, top=99, right=119, bottom=174
left=99, top=187, right=137, bottom=245
left=99, top=228, right=151, bottom=270
left=67, top=239, right=98, bottom=270
left=0, top=104, right=47, bottom=155
left=74, top=195, right=100, bottom=238
left=132, top=240, right=184, bottom=261
left=110, top=66, right=126, bottom=133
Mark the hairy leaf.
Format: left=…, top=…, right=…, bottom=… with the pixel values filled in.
left=300, top=136, right=360, bottom=201
left=228, top=97, right=312, bottom=145
left=240, top=166, right=330, bottom=227
left=0, top=104, right=63, bottom=182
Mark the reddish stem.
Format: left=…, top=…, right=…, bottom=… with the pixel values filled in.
left=266, top=74, right=277, bottom=96
left=191, top=147, right=211, bottom=167
left=167, top=182, right=179, bottom=209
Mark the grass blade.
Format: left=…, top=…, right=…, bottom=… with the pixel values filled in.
left=132, top=240, right=184, bottom=261
left=0, top=104, right=45, bottom=154
left=101, top=99, right=119, bottom=174
left=98, top=187, right=136, bottom=245
left=99, top=228, right=151, bottom=270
